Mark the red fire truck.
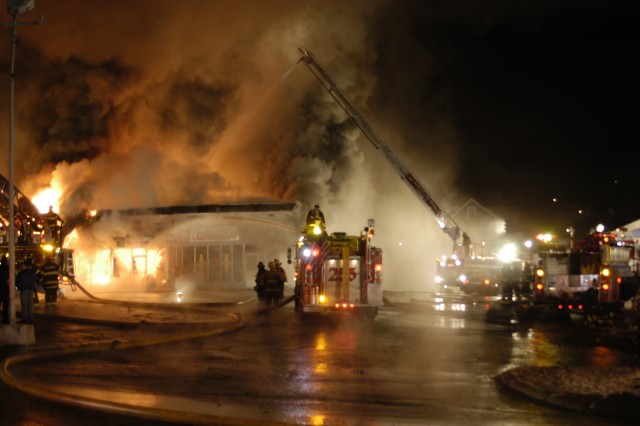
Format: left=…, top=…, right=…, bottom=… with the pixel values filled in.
left=291, top=219, right=383, bottom=317
left=532, top=230, right=639, bottom=319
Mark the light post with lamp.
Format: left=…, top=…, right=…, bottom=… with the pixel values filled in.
left=2, top=0, right=42, bottom=329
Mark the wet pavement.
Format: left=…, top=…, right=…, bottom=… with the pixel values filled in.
left=1, top=287, right=640, bottom=423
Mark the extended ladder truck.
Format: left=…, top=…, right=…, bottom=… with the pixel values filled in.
left=298, top=48, right=522, bottom=299
left=298, top=48, right=464, bottom=253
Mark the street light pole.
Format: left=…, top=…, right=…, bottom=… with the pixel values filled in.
left=3, top=0, right=42, bottom=324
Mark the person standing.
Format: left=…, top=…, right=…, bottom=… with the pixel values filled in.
left=254, top=261, right=267, bottom=301
left=39, top=255, right=60, bottom=307
left=43, top=205, right=64, bottom=246
left=274, top=259, right=287, bottom=300
left=0, top=256, right=10, bottom=324
left=264, top=261, right=284, bottom=308
left=16, top=260, right=37, bottom=324
left=306, top=204, right=326, bottom=230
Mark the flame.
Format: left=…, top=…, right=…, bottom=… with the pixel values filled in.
left=32, top=184, right=62, bottom=214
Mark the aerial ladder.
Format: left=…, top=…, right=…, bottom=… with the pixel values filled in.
left=298, top=47, right=466, bottom=254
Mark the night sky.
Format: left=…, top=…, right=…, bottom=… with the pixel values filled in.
left=369, top=1, right=636, bottom=238
left=0, top=1, right=636, bottom=287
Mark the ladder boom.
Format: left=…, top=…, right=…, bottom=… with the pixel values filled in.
left=298, top=47, right=462, bottom=246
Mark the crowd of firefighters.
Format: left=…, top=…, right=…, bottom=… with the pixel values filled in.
left=0, top=253, right=62, bottom=324
left=252, top=204, right=326, bottom=308
left=253, top=259, right=288, bottom=308
left=0, top=206, right=65, bottom=324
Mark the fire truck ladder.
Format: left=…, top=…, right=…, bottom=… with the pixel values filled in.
left=298, top=48, right=462, bottom=247
left=0, top=172, right=42, bottom=237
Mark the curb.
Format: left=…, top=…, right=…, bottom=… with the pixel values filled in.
left=495, top=367, right=640, bottom=421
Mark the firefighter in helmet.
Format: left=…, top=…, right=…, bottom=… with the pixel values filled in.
left=43, top=205, right=64, bottom=246
left=305, top=204, right=326, bottom=238
left=38, top=254, right=60, bottom=307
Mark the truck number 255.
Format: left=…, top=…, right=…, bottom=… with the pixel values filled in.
left=328, top=267, right=357, bottom=282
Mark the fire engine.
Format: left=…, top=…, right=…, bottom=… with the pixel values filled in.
left=0, top=173, right=75, bottom=279
left=532, top=230, right=639, bottom=318
left=291, top=218, right=383, bottom=317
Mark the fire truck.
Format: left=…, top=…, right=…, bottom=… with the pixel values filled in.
left=436, top=254, right=502, bottom=296
left=0, top=173, right=75, bottom=278
left=532, top=230, right=639, bottom=319
left=291, top=218, right=383, bottom=317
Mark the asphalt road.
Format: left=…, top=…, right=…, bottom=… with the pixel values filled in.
left=1, top=290, right=638, bottom=425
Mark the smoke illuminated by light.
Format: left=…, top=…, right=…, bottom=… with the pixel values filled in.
left=32, top=186, right=62, bottom=214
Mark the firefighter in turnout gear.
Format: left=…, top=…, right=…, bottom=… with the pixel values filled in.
left=39, top=255, right=60, bottom=306
left=264, top=261, right=284, bottom=308
left=305, top=204, right=327, bottom=239
left=274, top=259, right=287, bottom=300
left=254, top=261, right=267, bottom=301
left=43, top=205, right=64, bottom=246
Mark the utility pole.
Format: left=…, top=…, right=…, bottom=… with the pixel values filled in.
left=2, top=0, right=42, bottom=325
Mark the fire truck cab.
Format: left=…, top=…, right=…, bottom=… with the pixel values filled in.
left=293, top=219, right=383, bottom=317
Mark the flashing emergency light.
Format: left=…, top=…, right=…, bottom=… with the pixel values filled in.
left=536, top=269, right=544, bottom=277
left=536, top=283, right=544, bottom=291
left=459, top=274, right=468, bottom=282
left=301, top=246, right=312, bottom=257
left=375, top=264, right=382, bottom=272
left=601, top=283, right=610, bottom=291
left=312, top=248, right=320, bottom=257
left=318, top=294, right=326, bottom=303
left=483, top=279, right=490, bottom=286
left=42, top=244, right=54, bottom=253
left=312, top=225, right=322, bottom=235
left=601, top=268, right=610, bottom=277
left=435, top=276, right=444, bottom=284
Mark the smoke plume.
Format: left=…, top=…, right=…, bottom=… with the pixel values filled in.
left=0, top=0, right=493, bottom=290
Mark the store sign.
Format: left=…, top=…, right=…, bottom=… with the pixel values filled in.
left=190, top=229, right=239, bottom=243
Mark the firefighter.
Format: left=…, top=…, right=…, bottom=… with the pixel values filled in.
left=38, top=255, right=60, bottom=307
left=43, top=205, right=64, bottom=246
left=264, top=261, right=284, bottom=308
left=306, top=204, right=326, bottom=236
left=462, top=232, right=472, bottom=259
left=254, top=261, right=267, bottom=301
left=274, top=259, right=287, bottom=300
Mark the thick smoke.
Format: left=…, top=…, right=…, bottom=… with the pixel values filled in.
left=0, top=0, right=486, bottom=290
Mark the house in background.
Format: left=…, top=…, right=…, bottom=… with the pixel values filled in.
left=451, top=198, right=505, bottom=258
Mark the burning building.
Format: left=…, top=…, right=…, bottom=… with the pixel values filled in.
left=62, top=202, right=300, bottom=293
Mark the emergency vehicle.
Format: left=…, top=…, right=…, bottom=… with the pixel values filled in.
left=292, top=218, right=383, bottom=317
left=436, top=254, right=501, bottom=295
left=0, top=173, right=75, bottom=279
left=532, top=230, right=638, bottom=318
left=436, top=253, right=533, bottom=299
